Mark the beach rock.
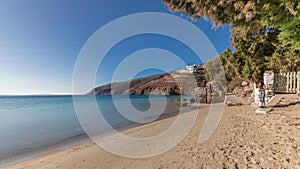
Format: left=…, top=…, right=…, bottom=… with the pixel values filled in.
left=255, top=109, right=268, bottom=115
left=241, top=81, right=248, bottom=87
left=227, top=102, right=236, bottom=107
left=225, top=101, right=243, bottom=107
left=242, top=88, right=252, bottom=97
left=206, top=81, right=225, bottom=103
left=236, top=103, right=243, bottom=106
left=194, top=87, right=207, bottom=103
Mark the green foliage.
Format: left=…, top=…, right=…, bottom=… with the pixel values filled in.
left=163, top=0, right=300, bottom=82
left=261, top=0, right=300, bottom=51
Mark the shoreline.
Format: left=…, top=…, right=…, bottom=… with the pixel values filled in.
left=0, top=104, right=199, bottom=168
left=3, top=95, right=300, bottom=168
left=0, top=133, right=90, bottom=168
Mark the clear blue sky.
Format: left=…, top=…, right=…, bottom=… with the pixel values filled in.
left=0, top=0, right=231, bottom=95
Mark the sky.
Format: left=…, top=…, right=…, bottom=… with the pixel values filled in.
left=0, top=0, right=231, bottom=95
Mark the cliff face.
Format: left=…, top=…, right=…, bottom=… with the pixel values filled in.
left=88, top=65, right=206, bottom=95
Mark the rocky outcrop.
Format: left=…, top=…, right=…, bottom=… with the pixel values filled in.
left=229, top=77, right=254, bottom=99
left=206, top=81, right=226, bottom=103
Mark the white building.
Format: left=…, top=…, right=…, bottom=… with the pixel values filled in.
left=176, top=65, right=196, bottom=74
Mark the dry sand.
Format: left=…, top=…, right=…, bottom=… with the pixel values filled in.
left=2, top=95, right=300, bottom=169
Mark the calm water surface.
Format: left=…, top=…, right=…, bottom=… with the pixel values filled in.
left=0, top=95, right=189, bottom=167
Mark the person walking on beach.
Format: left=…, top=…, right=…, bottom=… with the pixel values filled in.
left=258, top=81, right=266, bottom=108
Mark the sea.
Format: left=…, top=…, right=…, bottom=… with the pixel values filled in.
left=0, top=95, right=193, bottom=167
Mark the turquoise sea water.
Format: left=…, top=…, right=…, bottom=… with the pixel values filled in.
left=0, top=95, right=188, bottom=167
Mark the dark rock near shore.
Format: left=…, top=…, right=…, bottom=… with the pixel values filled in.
left=206, top=81, right=226, bottom=103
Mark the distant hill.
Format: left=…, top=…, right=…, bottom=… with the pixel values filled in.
left=88, top=65, right=206, bottom=95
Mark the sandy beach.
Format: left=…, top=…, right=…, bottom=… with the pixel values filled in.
left=2, top=94, right=300, bottom=169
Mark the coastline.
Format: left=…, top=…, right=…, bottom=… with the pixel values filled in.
left=0, top=133, right=90, bottom=168
left=0, top=108, right=193, bottom=169
left=0, top=103, right=198, bottom=168
left=2, top=95, right=300, bottom=168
